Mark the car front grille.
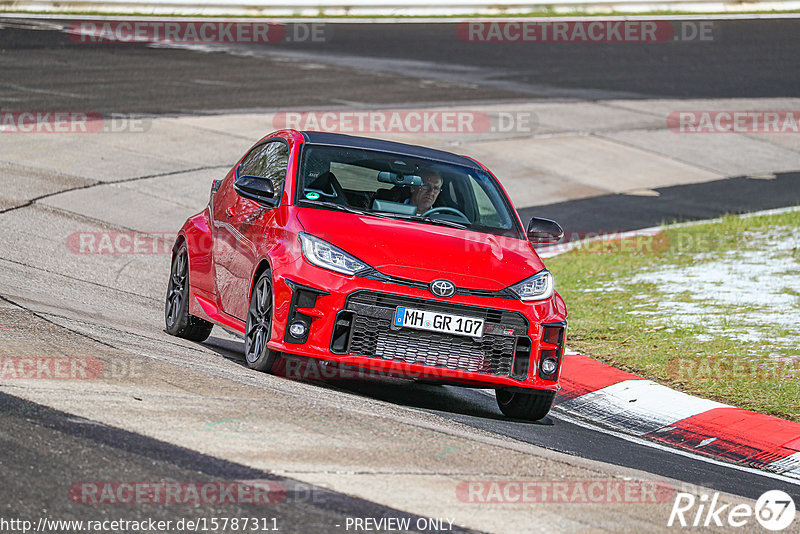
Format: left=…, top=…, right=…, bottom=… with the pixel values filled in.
left=334, top=291, right=530, bottom=378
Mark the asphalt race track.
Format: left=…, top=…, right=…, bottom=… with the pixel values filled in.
left=0, top=392, right=455, bottom=533
left=521, top=171, right=800, bottom=233
left=1, top=16, right=799, bottom=533
left=2, top=18, right=800, bottom=113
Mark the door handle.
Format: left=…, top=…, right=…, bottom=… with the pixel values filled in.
left=225, top=207, right=235, bottom=218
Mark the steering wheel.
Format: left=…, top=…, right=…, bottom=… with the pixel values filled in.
left=422, top=206, right=470, bottom=224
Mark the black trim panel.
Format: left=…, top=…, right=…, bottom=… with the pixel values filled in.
left=283, top=278, right=331, bottom=344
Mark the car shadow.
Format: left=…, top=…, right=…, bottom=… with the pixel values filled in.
left=201, top=334, right=246, bottom=363
left=320, top=378, right=553, bottom=425
left=199, top=334, right=552, bottom=425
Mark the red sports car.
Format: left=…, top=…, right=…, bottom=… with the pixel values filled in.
left=165, top=130, right=567, bottom=420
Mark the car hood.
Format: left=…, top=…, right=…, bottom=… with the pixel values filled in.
left=296, top=207, right=545, bottom=291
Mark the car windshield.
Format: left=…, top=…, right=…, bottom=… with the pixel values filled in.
left=296, top=144, right=524, bottom=238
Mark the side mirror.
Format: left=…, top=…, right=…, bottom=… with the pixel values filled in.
left=234, top=175, right=276, bottom=206
left=527, top=217, right=563, bottom=244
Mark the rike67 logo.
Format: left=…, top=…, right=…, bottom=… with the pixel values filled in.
left=668, top=490, right=796, bottom=531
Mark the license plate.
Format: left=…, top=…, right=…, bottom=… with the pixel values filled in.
left=393, top=306, right=484, bottom=338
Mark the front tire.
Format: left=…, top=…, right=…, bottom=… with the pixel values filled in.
left=496, top=389, right=555, bottom=421
left=165, top=243, right=213, bottom=342
left=244, top=270, right=280, bottom=372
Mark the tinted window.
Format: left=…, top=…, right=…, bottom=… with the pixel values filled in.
left=296, top=144, right=523, bottom=239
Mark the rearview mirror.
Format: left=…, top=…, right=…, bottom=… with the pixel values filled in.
left=527, top=217, right=563, bottom=244
left=377, top=171, right=423, bottom=187
left=234, top=175, right=276, bottom=206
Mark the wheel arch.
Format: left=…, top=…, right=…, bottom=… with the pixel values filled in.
left=164, top=231, right=213, bottom=342
left=171, top=233, right=186, bottom=259
left=176, top=209, right=215, bottom=295
left=250, top=258, right=273, bottom=300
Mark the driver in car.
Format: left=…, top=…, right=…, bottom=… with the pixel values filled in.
left=407, top=170, right=443, bottom=214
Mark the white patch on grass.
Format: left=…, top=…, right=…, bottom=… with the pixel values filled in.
left=577, top=280, right=624, bottom=293
left=627, top=228, right=800, bottom=351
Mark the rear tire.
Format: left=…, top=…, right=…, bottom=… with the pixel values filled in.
left=165, top=243, right=213, bottom=342
left=496, top=389, right=555, bottom=421
left=244, top=270, right=280, bottom=372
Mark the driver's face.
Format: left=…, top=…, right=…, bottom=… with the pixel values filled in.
left=410, top=173, right=442, bottom=213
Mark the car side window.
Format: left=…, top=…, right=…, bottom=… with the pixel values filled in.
left=238, top=140, right=290, bottom=198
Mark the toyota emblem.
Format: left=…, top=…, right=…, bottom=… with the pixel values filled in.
left=430, top=279, right=456, bottom=298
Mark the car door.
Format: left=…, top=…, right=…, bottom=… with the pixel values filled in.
left=214, top=139, right=289, bottom=320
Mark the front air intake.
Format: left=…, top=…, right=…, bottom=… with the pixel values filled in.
left=538, top=322, right=566, bottom=380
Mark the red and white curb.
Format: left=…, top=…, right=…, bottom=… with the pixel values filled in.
left=554, top=353, right=800, bottom=481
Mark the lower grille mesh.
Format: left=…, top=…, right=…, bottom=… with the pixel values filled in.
left=344, top=291, right=527, bottom=377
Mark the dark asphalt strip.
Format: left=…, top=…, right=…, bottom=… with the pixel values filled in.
left=0, top=24, right=519, bottom=115
left=0, top=392, right=481, bottom=534
left=2, top=18, right=800, bottom=114
left=256, top=20, right=800, bottom=100
left=518, top=171, right=800, bottom=233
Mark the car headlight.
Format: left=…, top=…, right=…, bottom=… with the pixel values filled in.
left=509, top=270, right=554, bottom=301
left=298, top=233, right=371, bottom=276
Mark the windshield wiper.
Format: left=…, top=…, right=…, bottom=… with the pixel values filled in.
left=416, top=216, right=469, bottom=229
left=386, top=213, right=469, bottom=230
left=302, top=201, right=407, bottom=223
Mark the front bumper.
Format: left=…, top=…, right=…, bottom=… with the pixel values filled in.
left=266, top=260, right=566, bottom=390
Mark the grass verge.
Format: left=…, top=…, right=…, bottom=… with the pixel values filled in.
left=547, top=208, right=800, bottom=421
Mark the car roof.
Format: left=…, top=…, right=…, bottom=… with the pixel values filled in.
left=300, top=131, right=481, bottom=169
